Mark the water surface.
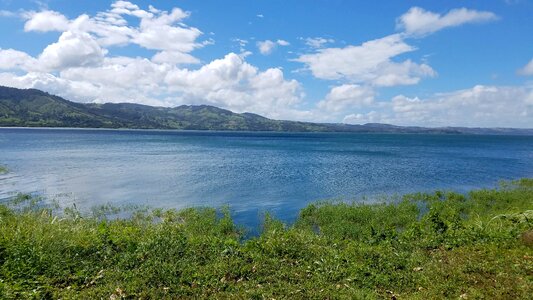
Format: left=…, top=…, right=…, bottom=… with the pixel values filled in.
left=1, top=128, right=532, bottom=228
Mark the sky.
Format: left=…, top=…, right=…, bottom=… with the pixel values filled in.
left=0, top=0, right=532, bottom=127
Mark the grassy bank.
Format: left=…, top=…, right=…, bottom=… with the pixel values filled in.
left=0, top=180, right=532, bottom=299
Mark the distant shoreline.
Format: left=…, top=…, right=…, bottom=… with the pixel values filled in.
left=1, top=126, right=533, bottom=136
left=2, top=86, right=532, bottom=135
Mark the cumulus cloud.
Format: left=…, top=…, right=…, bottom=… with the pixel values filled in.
left=164, top=53, right=303, bottom=118
left=295, top=34, right=435, bottom=86
left=396, top=7, right=498, bottom=36
left=303, top=37, right=334, bottom=48
left=1, top=2, right=527, bottom=127
left=0, top=71, right=110, bottom=104
left=390, top=85, right=531, bottom=127
left=151, top=51, right=200, bottom=65
left=60, top=57, right=170, bottom=93
left=21, top=2, right=205, bottom=64
left=0, top=10, right=17, bottom=17
left=317, top=84, right=374, bottom=112
left=0, top=51, right=305, bottom=119
left=39, top=31, right=107, bottom=71
left=343, top=85, right=533, bottom=128
left=0, top=49, right=38, bottom=71
left=0, top=32, right=107, bottom=72
left=131, top=7, right=200, bottom=53
left=257, top=40, right=276, bottom=55
left=0, top=1, right=306, bottom=119
left=343, top=111, right=382, bottom=124
left=257, top=39, right=290, bottom=55
left=518, top=58, right=533, bottom=76
left=296, top=7, right=497, bottom=87
left=23, top=10, right=70, bottom=32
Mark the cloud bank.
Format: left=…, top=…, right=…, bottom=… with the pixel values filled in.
left=0, top=2, right=530, bottom=127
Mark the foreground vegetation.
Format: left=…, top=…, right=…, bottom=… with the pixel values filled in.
left=0, top=180, right=532, bottom=299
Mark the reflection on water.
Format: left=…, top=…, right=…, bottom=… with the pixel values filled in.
left=1, top=128, right=532, bottom=228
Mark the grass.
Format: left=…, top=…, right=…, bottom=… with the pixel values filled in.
left=0, top=179, right=532, bottom=299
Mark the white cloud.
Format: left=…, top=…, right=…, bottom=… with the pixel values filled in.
left=234, top=38, right=247, bottom=46
left=39, top=31, right=107, bottom=71
left=518, top=58, right=533, bottom=76
left=132, top=7, right=200, bottom=53
left=391, top=85, right=532, bottom=127
left=294, top=6, right=497, bottom=110
left=164, top=53, right=303, bottom=118
left=0, top=50, right=305, bottom=119
left=371, top=60, right=435, bottom=86
left=23, top=10, right=70, bottom=32
left=166, top=53, right=257, bottom=90
left=257, top=39, right=290, bottom=55
left=110, top=0, right=153, bottom=19
left=60, top=56, right=170, bottom=92
left=0, top=10, right=17, bottom=17
left=0, top=71, right=108, bottom=104
left=151, top=51, right=200, bottom=65
left=232, top=38, right=250, bottom=55
left=70, top=14, right=134, bottom=47
left=256, top=14, right=264, bottom=18
left=0, top=65, right=172, bottom=107
left=295, top=34, right=435, bottom=86
left=257, top=40, right=276, bottom=55
left=304, top=37, right=334, bottom=48
left=0, top=2, right=527, bottom=128
left=343, top=111, right=382, bottom=124
left=292, top=6, right=502, bottom=125
left=0, top=49, right=38, bottom=71
left=342, top=85, right=533, bottom=128
left=318, top=84, right=374, bottom=112
left=396, top=7, right=498, bottom=36
left=0, top=1, right=306, bottom=119
left=22, top=2, right=205, bottom=65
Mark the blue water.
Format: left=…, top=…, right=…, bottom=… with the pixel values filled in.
left=1, top=128, right=532, bottom=229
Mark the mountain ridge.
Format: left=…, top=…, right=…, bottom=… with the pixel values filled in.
left=1, top=86, right=531, bottom=135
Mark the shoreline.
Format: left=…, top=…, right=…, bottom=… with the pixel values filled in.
left=1, top=179, right=532, bottom=298
left=2, top=126, right=533, bottom=136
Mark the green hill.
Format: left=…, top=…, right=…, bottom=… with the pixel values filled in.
left=0, top=87, right=119, bottom=128
left=0, top=86, right=336, bottom=131
left=1, top=86, right=531, bottom=134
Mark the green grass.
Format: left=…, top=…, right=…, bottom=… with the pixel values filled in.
left=0, top=180, right=532, bottom=299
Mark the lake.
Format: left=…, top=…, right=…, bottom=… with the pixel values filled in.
left=1, top=128, right=532, bottom=230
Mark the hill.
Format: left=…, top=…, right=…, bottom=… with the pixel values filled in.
left=1, top=86, right=531, bottom=134
left=0, top=86, right=341, bottom=131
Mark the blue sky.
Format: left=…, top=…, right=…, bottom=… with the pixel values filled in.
left=0, top=0, right=532, bottom=127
